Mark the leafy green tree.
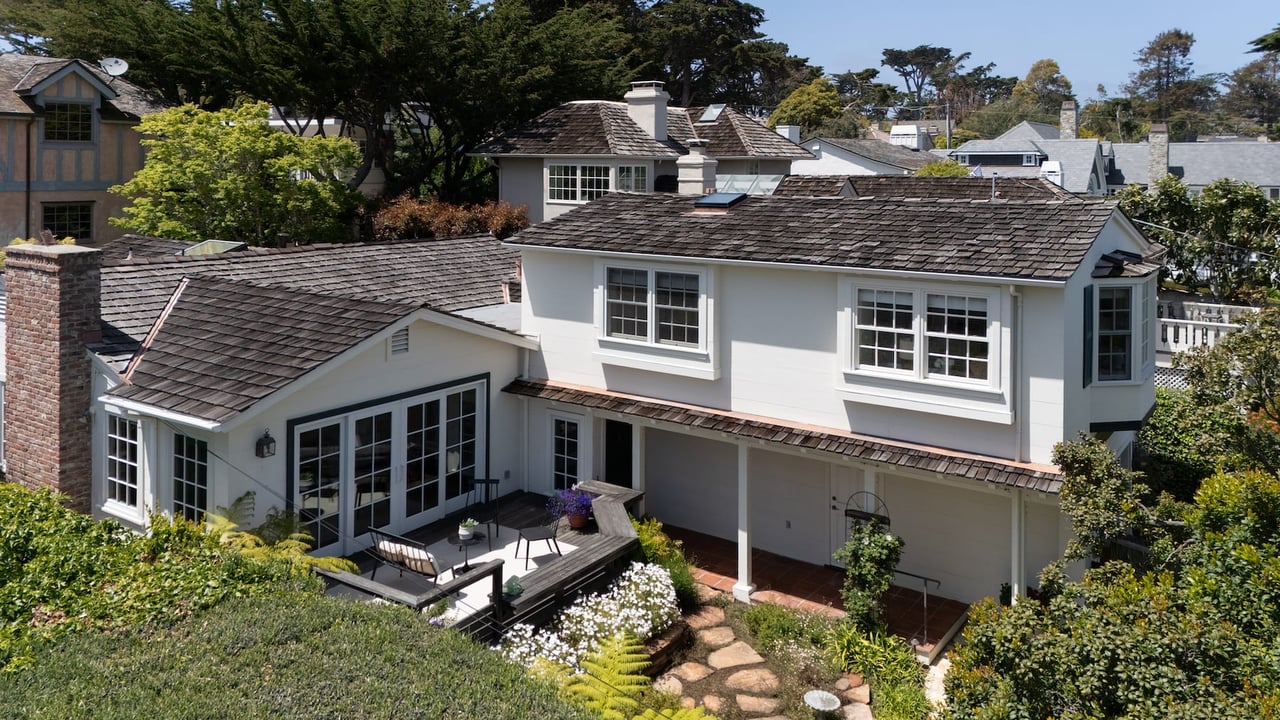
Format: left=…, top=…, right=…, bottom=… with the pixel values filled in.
left=916, top=159, right=972, bottom=177
left=1079, top=95, right=1148, bottom=141
left=1224, top=53, right=1280, bottom=128
left=880, top=44, right=955, bottom=108
left=111, top=102, right=362, bottom=246
left=937, top=60, right=1016, bottom=125
left=1011, top=58, right=1074, bottom=117
left=831, top=68, right=903, bottom=122
left=1179, top=307, right=1280, bottom=455
left=1137, top=388, right=1258, bottom=500
left=767, top=77, right=841, bottom=135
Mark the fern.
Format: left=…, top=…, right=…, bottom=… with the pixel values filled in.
left=564, top=634, right=650, bottom=720
left=633, top=708, right=717, bottom=720
left=205, top=492, right=356, bottom=575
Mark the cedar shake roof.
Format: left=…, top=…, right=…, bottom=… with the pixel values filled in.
left=508, top=193, right=1119, bottom=281
left=97, top=235, right=520, bottom=365
left=773, top=175, right=1075, bottom=200
left=474, top=101, right=809, bottom=160
left=109, top=277, right=418, bottom=423
left=505, top=379, right=1063, bottom=493
left=816, top=138, right=932, bottom=170
left=97, top=234, right=200, bottom=263
left=0, top=54, right=164, bottom=119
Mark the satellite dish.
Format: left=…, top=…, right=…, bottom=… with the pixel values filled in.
left=98, top=57, right=129, bottom=77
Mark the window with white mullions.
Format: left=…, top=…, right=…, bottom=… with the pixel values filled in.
left=926, top=294, right=989, bottom=380
left=607, top=267, right=649, bottom=340
left=444, top=388, right=477, bottom=501
left=107, top=415, right=140, bottom=507
left=172, top=433, right=209, bottom=523
left=548, top=165, right=578, bottom=201
left=581, top=165, right=611, bottom=200
left=1098, top=287, right=1132, bottom=381
left=617, top=165, right=648, bottom=192
left=552, top=417, right=580, bottom=490
left=855, top=289, right=915, bottom=372
left=655, top=271, right=700, bottom=346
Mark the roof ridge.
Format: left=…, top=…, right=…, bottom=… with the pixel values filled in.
left=122, top=276, right=191, bottom=383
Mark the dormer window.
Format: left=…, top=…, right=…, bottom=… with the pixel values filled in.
left=1021, top=153, right=1039, bottom=167
left=44, top=102, right=93, bottom=142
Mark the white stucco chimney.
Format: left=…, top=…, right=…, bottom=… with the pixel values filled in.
left=775, top=125, right=801, bottom=143
left=624, top=81, right=669, bottom=142
left=677, top=139, right=717, bottom=195
left=1060, top=100, right=1077, bottom=140
left=1148, top=123, right=1169, bottom=191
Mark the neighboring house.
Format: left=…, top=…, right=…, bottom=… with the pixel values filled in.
left=268, top=106, right=399, bottom=196
left=1107, top=125, right=1280, bottom=197
left=948, top=103, right=1109, bottom=195
left=473, top=81, right=811, bottom=223
left=789, top=137, right=932, bottom=176
left=0, top=54, right=165, bottom=244
left=3, top=178, right=1160, bottom=608
left=773, top=174, right=1075, bottom=201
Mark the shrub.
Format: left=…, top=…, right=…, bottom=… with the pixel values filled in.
left=0, top=592, right=593, bottom=719
left=832, top=520, right=904, bottom=631
left=742, top=601, right=835, bottom=654
left=827, top=623, right=928, bottom=720
left=370, top=194, right=527, bottom=241
left=633, top=517, right=698, bottom=609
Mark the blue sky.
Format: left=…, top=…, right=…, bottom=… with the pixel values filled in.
left=754, top=1, right=1277, bottom=103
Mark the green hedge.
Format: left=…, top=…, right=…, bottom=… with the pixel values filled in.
left=0, top=592, right=594, bottom=720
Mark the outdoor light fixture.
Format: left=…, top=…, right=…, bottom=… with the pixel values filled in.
left=256, top=430, right=276, bottom=458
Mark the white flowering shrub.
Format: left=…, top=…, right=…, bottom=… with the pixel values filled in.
left=497, top=562, right=679, bottom=672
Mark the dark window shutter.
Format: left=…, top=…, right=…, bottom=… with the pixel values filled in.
left=1083, top=284, right=1094, bottom=387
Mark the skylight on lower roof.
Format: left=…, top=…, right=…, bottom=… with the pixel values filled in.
left=693, top=192, right=748, bottom=208
left=698, top=104, right=726, bottom=123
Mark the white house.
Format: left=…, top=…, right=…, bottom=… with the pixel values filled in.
left=789, top=137, right=932, bottom=176
left=472, top=81, right=812, bottom=223
left=2, top=181, right=1158, bottom=608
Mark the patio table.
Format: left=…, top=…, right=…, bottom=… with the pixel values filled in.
left=448, top=531, right=486, bottom=573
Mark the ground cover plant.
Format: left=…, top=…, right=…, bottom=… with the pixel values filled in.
left=0, top=591, right=592, bottom=720
left=634, top=516, right=699, bottom=609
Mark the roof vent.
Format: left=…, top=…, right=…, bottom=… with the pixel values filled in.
left=693, top=192, right=747, bottom=209
left=698, top=104, right=726, bottom=123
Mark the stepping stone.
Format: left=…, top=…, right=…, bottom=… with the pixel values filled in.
left=697, top=626, right=735, bottom=648
left=686, top=606, right=726, bottom=629
left=696, top=584, right=721, bottom=603
left=736, top=694, right=781, bottom=714
left=672, top=662, right=713, bottom=683
left=653, top=674, right=682, bottom=696
left=680, top=696, right=696, bottom=709
left=702, top=695, right=725, bottom=714
left=846, top=672, right=864, bottom=688
left=844, top=684, right=870, bottom=704
left=726, top=667, right=780, bottom=694
left=842, top=701, right=873, bottom=720
left=707, top=641, right=764, bottom=669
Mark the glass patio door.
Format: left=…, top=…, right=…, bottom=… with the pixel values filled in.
left=403, top=398, right=441, bottom=527
left=351, top=409, right=393, bottom=538
left=298, top=421, right=343, bottom=553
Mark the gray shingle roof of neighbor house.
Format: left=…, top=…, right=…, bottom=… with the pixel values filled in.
left=773, top=174, right=1076, bottom=200
left=109, top=277, right=420, bottom=423
left=997, top=121, right=1060, bottom=142
left=504, top=379, right=1064, bottom=493
left=772, top=175, right=854, bottom=197
left=1108, top=141, right=1280, bottom=188
left=96, top=235, right=522, bottom=366
left=0, top=54, right=165, bottom=119
left=473, top=101, right=810, bottom=159
left=506, top=192, right=1120, bottom=281
left=97, top=234, right=202, bottom=263
left=813, top=137, right=933, bottom=170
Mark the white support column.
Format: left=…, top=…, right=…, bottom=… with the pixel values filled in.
left=1010, top=488, right=1026, bottom=602
left=863, top=467, right=877, bottom=504
left=631, top=423, right=646, bottom=516
left=732, top=442, right=754, bottom=602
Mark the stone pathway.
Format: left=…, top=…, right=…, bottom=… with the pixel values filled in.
left=653, top=599, right=875, bottom=719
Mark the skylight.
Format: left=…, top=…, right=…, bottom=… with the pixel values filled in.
left=693, top=192, right=747, bottom=208
left=698, top=104, right=726, bottom=123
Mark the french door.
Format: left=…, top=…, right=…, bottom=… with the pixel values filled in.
left=296, top=382, right=484, bottom=555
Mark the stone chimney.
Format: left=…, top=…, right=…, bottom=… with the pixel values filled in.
left=1148, top=123, right=1169, bottom=191
left=624, top=81, right=669, bottom=142
left=775, top=125, right=801, bottom=143
left=4, top=244, right=101, bottom=512
left=1060, top=100, right=1077, bottom=140
left=677, top=139, right=717, bottom=195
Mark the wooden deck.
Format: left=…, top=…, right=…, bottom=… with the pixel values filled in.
left=317, top=487, right=642, bottom=643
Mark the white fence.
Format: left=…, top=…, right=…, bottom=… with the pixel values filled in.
left=1155, top=301, right=1259, bottom=359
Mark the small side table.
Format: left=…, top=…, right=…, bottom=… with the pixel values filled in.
left=448, top=531, right=486, bottom=573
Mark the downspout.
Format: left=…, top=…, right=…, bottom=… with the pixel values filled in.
left=1009, top=284, right=1024, bottom=462
left=24, top=116, right=34, bottom=239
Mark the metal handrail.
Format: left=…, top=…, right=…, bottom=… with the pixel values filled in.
left=893, top=569, right=941, bottom=648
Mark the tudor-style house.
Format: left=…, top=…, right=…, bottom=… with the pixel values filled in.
left=0, top=55, right=164, bottom=244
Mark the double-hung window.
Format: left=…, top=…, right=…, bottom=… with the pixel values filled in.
left=1088, top=278, right=1153, bottom=384
left=850, top=285, right=996, bottom=386
left=106, top=415, right=141, bottom=508
left=605, top=267, right=701, bottom=347
left=548, top=164, right=611, bottom=202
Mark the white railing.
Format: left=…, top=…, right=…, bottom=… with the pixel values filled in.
left=1156, top=318, right=1237, bottom=356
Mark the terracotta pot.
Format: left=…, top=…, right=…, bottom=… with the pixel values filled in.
left=567, top=513, right=588, bottom=530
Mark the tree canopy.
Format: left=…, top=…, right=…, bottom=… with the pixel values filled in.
left=766, top=77, right=841, bottom=135
left=110, top=102, right=362, bottom=246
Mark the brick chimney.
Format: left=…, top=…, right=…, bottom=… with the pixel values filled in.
left=1148, top=123, right=1169, bottom=191
left=1060, top=100, right=1077, bottom=140
left=677, top=139, right=717, bottom=195
left=624, top=81, right=669, bottom=142
left=4, top=244, right=101, bottom=512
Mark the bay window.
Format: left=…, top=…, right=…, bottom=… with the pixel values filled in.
left=106, top=414, right=141, bottom=508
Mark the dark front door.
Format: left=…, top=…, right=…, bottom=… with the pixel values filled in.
left=604, top=420, right=633, bottom=488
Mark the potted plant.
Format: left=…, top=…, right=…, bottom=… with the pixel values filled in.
left=548, top=487, right=593, bottom=529
left=458, top=517, right=478, bottom=539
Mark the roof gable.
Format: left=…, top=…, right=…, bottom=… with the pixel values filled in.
left=15, top=59, right=116, bottom=100
left=0, top=54, right=164, bottom=119
left=813, top=138, right=931, bottom=170
left=507, top=193, right=1121, bottom=282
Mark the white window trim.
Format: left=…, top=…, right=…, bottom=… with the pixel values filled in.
left=99, top=409, right=151, bottom=526
left=1092, top=277, right=1155, bottom=386
left=545, top=160, right=653, bottom=205
left=548, top=410, right=590, bottom=491
left=837, top=278, right=1012, bottom=424
left=169, top=429, right=211, bottom=523
left=1021, top=153, right=1039, bottom=166
left=592, top=259, right=719, bottom=380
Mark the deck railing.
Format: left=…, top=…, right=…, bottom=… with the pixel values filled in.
left=1156, top=317, right=1237, bottom=356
